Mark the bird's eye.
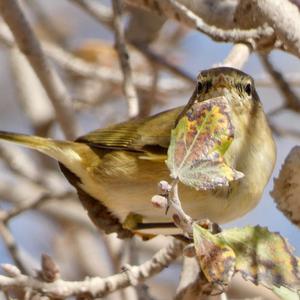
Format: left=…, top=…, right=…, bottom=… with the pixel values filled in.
left=244, top=83, right=252, bottom=96
left=197, top=81, right=203, bottom=94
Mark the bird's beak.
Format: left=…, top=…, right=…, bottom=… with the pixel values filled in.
left=214, top=74, right=228, bottom=89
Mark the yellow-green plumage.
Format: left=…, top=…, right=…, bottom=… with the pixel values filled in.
left=0, top=67, right=276, bottom=237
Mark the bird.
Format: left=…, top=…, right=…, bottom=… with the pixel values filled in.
left=0, top=67, right=276, bottom=239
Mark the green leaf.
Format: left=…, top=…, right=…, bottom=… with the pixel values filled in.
left=193, top=223, right=236, bottom=287
left=167, top=97, right=243, bottom=190
left=220, top=226, right=300, bottom=293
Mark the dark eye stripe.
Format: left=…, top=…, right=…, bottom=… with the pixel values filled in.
left=205, top=80, right=212, bottom=92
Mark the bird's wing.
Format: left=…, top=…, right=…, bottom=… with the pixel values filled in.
left=76, top=107, right=183, bottom=153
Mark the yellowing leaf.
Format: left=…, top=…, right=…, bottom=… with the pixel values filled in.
left=220, top=226, right=300, bottom=293
left=193, top=223, right=236, bottom=287
left=167, top=97, right=243, bottom=190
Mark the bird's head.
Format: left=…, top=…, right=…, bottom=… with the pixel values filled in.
left=178, top=67, right=261, bottom=123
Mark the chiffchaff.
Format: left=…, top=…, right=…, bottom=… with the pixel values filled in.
left=0, top=67, right=276, bottom=238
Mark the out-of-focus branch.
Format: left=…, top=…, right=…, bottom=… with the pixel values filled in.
left=179, top=0, right=238, bottom=30
left=271, top=146, right=300, bottom=227
left=175, top=257, right=200, bottom=300
left=68, top=0, right=192, bottom=94
left=125, top=0, right=274, bottom=46
left=0, top=239, right=184, bottom=298
left=0, top=24, right=189, bottom=96
left=0, top=144, right=41, bottom=184
left=0, top=0, right=78, bottom=139
left=70, top=0, right=113, bottom=28
left=0, top=179, right=94, bottom=231
left=126, top=6, right=166, bottom=45
left=1, top=192, right=73, bottom=223
left=217, top=43, right=251, bottom=69
left=255, top=73, right=300, bottom=87
left=0, top=222, right=29, bottom=275
left=9, top=47, right=55, bottom=137
left=112, top=0, right=140, bottom=118
left=269, top=124, right=300, bottom=140
left=252, top=0, right=300, bottom=58
left=44, top=42, right=190, bottom=95
left=24, top=0, right=68, bottom=45
left=260, top=54, right=300, bottom=114
left=133, top=44, right=194, bottom=83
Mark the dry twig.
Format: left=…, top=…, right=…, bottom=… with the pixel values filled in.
left=70, top=0, right=113, bottom=28
left=260, top=54, right=300, bottom=114
left=0, top=239, right=184, bottom=298
left=0, top=222, right=29, bottom=275
left=112, top=0, right=140, bottom=118
left=125, top=0, right=274, bottom=46
left=252, top=0, right=300, bottom=58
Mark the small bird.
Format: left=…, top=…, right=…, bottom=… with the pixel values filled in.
left=0, top=67, right=276, bottom=239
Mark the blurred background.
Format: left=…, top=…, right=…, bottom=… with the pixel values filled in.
left=0, top=1, right=299, bottom=299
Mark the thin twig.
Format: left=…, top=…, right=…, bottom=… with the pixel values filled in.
left=255, top=73, right=300, bottom=87
left=68, top=0, right=191, bottom=86
left=0, top=222, right=29, bottom=274
left=1, top=192, right=73, bottom=223
left=0, top=144, right=41, bottom=184
left=133, top=43, right=194, bottom=83
left=9, top=47, right=55, bottom=138
left=0, top=24, right=190, bottom=96
left=70, top=0, right=113, bottom=28
left=0, top=239, right=184, bottom=298
left=112, top=0, right=139, bottom=118
left=260, top=54, right=300, bottom=113
left=125, top=0, right=274, bottom=46
left=0, top=0, right=79, bottom=139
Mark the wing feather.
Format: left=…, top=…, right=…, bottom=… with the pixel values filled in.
left=76, top=107, right=183, bottom=153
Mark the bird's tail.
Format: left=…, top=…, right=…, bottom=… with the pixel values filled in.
left=0, top=131, right=84, bottom=167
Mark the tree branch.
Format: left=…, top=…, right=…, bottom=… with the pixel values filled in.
left=252, top=0, right=300, bottom=58
left=260, top=54, right=300, bottom=113
left=0, top=239, right=184, bottom=298
left=0, top=0, right=79, bottom=139
left=112, top=0, right=140, bottom=118
left=125, top=0, right=274, bottom=46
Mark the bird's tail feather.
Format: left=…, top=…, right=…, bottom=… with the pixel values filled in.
left=0, top=130, right=81, bottom=165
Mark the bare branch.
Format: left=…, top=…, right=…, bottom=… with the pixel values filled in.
left=126, top=6, right=166, bottom=45
left=217, top=43, right=252, bottom=69
left=125, top=0, right=274, bottom=46
left=252, top=0, right=300, bottom=58
left=0, top=24, right=189, bottom=97
left=133, top=43, right=194, bottom=83
left=260, top=54, right=300, bottom=113
left=112, top=0, right=140, bottom=118
left=175, top=257, right=200, bottom=300
left=0, top=0, right=79, bottom=139
left=70, top=0, right=113, bottom=28
left=1, top=192, right=73, bottom=223
left=9, top=47, right=55, bottom=136
left=0, top=222, right=29, bottom=274
left=0, top=239, right=184, bottom=298
left=255, top=73, right=300, bottom=87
